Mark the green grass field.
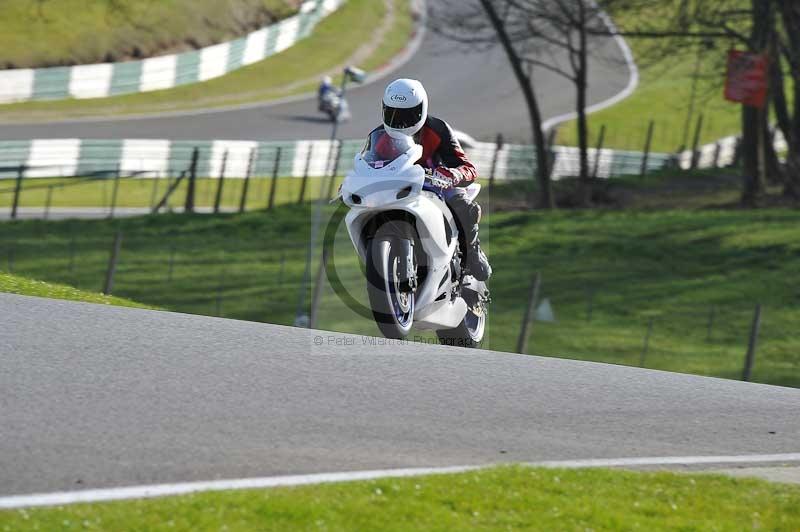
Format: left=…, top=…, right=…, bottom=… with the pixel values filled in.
left=0, top=272, right=151, bottom=309
left=0, top=0, right=412, bottom=121
left=1, top=178, right=797, bottom=387
left=1, top=176, right=343, bottom=211
left=0, top=0, right=296, bottom=69
left=557, top=12, right=745, bottom=152
left=1, top=466, right=798, bottom=530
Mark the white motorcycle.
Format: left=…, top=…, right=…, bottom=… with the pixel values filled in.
left=338, top=130, right=490, bottom=347
left=320, top=90, right=351, bottom=123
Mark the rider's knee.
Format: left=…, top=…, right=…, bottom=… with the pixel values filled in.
left=458, top=199, right=481, bottom=225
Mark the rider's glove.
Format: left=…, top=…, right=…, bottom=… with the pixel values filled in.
left=432, top=166, right=463, bottom=189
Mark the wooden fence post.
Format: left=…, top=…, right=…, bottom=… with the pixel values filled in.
left=109, top=165, right=121, bottom=219
left=298, top=144, right=313, bottom=204
left=516, top=273, right=542, bottom=354
left=640, top=120, right=655, bottom=178
left=742, top=304, right=762, bottom=382
left=268, top=147, right=282, bottom=210
left=690, top=113, right=704, bottom=170
left=185, top=147, right=199, bottom=213
left=239, top=148, right=257, bottom=213
left=308, top=245, right=331, bottom=330
left=712, top=142, right=722, bottom=168
left=488, top=133, right=504, bottom=194
left=592, top=125, right=606, bottom=179
left=103, top=231, right=123, bottom=295
left=546, top=129, right=558, bottom=178
left=11, top=165, right=24, bottom=220
left=214, top=149, right=229, bottom=214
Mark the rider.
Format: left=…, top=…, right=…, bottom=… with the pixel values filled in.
left=318, top=75, right=335, bottom=111
left=376, top=78, right=492, bottom=282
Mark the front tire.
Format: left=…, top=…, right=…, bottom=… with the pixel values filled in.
left=366, top=232, right=415, bottom=340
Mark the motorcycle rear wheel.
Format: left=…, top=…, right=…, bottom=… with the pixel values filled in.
left=436, top=309, right=486, bottom=348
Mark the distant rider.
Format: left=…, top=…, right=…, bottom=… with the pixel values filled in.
left=318, top=76, right=335, bottom=112
left=372, top=78, right=492, bottom=281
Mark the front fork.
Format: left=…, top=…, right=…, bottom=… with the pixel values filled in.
left=397, top=239, right=417, bottom=292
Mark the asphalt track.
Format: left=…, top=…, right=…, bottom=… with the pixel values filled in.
left=0, top=1, right=632, bottom=143
left=2, top=293, right=799, bottom=497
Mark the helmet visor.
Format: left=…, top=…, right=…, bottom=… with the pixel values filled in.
left=383, top=102, right=424, bottom=130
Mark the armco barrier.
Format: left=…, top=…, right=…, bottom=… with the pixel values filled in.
left=0, top=0, right=344, bottom=104
left=0, top=138, right=681, bottom=181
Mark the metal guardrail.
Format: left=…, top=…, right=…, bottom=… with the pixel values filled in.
left=0, top=137, right=686, bottom=183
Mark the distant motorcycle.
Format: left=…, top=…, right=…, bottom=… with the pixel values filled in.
left=337, top=130, right=489, bottom=346
left=319, top=90, right=351, bottom=123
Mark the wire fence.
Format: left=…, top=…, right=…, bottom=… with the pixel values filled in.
left=0, top=127, right=751, bottom=220
left=0, top=223, right=795, bottom=388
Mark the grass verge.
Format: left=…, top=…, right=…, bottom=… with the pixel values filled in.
left=0, top=176, right=797, bottom=387
left=1, top=176, right=342, bottom=211
left=1, top=466, right=798, bottom=530
left=0, top=272, right=152, bottom=309
left=0, top=0, right=412, bottom=122
left=0, top=0, right=294, bottom=69
left=557, top=12, right=743, bottom=152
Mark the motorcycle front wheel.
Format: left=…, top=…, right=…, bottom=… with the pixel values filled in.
left=366, top=231, right=415, bottom=340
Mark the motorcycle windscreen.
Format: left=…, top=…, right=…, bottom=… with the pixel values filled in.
left=360, top=130, right=416, bottom=170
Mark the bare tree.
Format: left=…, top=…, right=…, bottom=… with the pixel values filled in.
left=431, top=0, right=637, bottom=207
left=430, top=0, right=554, bottom=208
left=433, top=0, right=798, bottom=206
left=587, top=1, right=787, bottom=205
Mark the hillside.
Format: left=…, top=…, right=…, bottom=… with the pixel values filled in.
left=1, top=177, right=797, bottom=387
left=0, top=0, right=298, bottom=69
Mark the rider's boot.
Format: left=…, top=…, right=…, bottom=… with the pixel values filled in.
left=465, top=224, right=492, bottom=281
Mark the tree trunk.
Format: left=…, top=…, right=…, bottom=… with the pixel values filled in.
left=741, top=104, right=765, bottom=206
left=478, top=0, right=554, bottom=209
left=576, top=6, right=591, bottom=207
left=777, top=0, right=800, bottom=199
left=740, top=0, right=772, bottom=206
left=770, top=49, right=791, bottom=147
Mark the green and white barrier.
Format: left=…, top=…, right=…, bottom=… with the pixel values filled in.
left=0, top=0, right=344, bottom=104
left=0, top=138, right=684, bottom=181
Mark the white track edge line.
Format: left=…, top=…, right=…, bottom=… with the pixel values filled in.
left=533, top=453, right=800, bottom=469
left=541, top=5, right=640, bottom=132
left=0, top=466, right=481, bottom=510
left=2, top=453, right=800, bottom=510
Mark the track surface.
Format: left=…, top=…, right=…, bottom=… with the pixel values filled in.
left=0, top=2, right=631, bottom=143
left=2, top=294, right=799, bottom=496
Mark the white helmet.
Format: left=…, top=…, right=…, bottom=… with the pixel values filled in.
left=321, top=75, right=332, bottom=86
left=382, top=79, right=428, bottom=139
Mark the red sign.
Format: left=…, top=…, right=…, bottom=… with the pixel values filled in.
left=725, top=50, right=769, bottom=108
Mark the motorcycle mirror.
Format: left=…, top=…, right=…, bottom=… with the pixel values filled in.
left=345, top=66, right=366, bottom=84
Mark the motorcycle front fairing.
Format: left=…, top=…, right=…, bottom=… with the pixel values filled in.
left=341, top=136, right=460, bottom=313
